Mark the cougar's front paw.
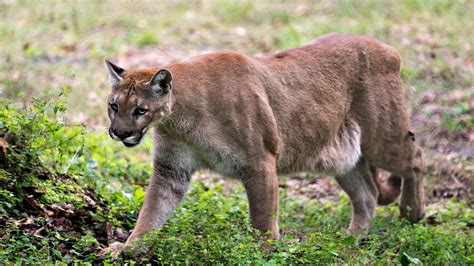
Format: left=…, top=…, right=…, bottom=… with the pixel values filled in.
left=99, top=242, right=128, bottom=259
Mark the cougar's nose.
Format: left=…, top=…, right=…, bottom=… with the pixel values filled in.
left=110, top=128, right=132, bottom=140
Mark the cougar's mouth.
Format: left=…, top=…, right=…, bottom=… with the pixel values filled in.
left=121, top=127, right=150, bottom=148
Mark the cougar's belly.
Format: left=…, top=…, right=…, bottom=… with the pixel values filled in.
left=276, top=118, right=361, bottom=176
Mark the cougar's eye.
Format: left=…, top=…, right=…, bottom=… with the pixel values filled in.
left=136, top=107, right=148, bottom=115
left=110, top=103, right=119, bottom=111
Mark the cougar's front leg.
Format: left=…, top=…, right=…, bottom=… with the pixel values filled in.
left=125, top=159, right=192, bottom=246
left=242, top=156, right=279, bottom=239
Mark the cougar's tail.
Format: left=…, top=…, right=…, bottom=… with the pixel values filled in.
left=370, top=166, right=402, bottom=205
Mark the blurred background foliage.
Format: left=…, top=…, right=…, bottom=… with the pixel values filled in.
left=1, top=0, right=472, bottom=127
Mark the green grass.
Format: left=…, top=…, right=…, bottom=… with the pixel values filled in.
left=0, top=0, right=473, bottom=264
left=127, top=180, right=472, bottom=264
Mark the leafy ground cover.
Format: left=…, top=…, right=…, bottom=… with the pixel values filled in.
left=0, top=0, right=473, bottom=264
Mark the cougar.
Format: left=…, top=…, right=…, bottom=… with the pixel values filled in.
left=102, top=32, right=424, bottom=254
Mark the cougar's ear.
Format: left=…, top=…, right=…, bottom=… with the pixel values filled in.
left=150, top=69, right=172, bottom=94
left=104, top=59, right=125, bottom=85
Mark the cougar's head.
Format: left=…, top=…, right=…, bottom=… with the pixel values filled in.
left=104, top=60, right=173, bottom=147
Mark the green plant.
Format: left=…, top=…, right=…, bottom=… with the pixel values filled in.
left=0, top=92, right=142, bottom=263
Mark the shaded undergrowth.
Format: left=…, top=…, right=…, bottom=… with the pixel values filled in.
left=0, top=92, right=145, bottom=263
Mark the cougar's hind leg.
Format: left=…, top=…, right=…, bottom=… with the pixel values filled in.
left=377, top=135, right=425, bottom=222
left=336, top=157, right=378, bottom=236
left=398, top=144, right=425, bottom=222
